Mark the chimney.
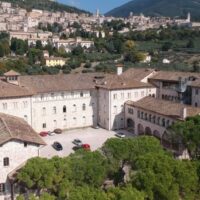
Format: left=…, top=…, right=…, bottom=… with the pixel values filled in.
left=116, top=64, right=123, bottom=76
left=181, top=107, right=187, bottom=119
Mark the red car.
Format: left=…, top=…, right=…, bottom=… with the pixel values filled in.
left=39, top=131, right=48, bottom=137
left=73, top=144, right=91, bottom=151
left=82, top=144, right=91, bottom=151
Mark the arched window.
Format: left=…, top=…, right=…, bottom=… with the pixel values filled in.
left=63, top=106, right=67, bottom=113
left=162, top=118, right=166, bottom=127
left=73, top=104, right=77, bottom=112
left=42, top=107, right=46, bottom=116
left=24, top=115, right=28, bottom=121
left=3, top=157, right=9, bottom=166
left=53, top=106, right=56, bottom=114
left=83, top=116, right=86, bottom=124
left=82, top=103, right=86, bottom=111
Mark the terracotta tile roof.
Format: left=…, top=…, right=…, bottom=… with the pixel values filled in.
left=4, top=70, right=20, bottom=76
left=149, top=71, right=200, bottom=82
left=0, top=80, right=33, bottom=98
left=96, top=74, right=154, bottom=90
left=0, top=113, right=45, bottom=145
left=126, top=96, right=200, bottom=120
left=18, top=73, right=105, bottom=94
left=190, top=79, right=200, bottom=88
left=121, top=68, right=156, bottom=82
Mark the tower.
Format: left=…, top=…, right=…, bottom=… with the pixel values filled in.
left=187, top=12, right=191, bottom=23
left=96, top=9, right=100, bottom=18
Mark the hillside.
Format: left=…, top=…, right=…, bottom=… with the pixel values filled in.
left=106, top=0, right=200, bottom=20
left=0, top=0, right=90, bottom=14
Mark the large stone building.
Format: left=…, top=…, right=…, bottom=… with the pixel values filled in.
left=0, top=113, right=45, bottom=200
left=1, top=67, right=200, bottom=199
left=1, top=67, right=200, bottom=133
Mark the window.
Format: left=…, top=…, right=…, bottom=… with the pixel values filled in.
left=2, top=103, right=7, bottom=110
left=0, top=183, right=5, bottom=193
left=73, top=117, right=77, bottom=125
left=3, top=157, right=9, bottom=166
left=128, top=108, right=133, bottom=114
left=24, top=142, right=28, bottom=147
left=24, top=115, right=28, bottom=121
left=128, top=93, right=131, bottom=99
left=157, top=117, right=160, bottom=125
left=63, top=106, right=67, bottom=113
left=83, top=116, right=86, bottom=124
left=195, top=89, right=199, bottom=95
left=80, top=92, right=83, bottom=97
left=61, top=92, right=64, bottom=98
left=42, top=107, right=46, bottom=116
left=82, top=103, right=86, bottom=111
left=13, top=102, right=18, bottom=109
left=137, top=111, right=140, bottom=118
left=121, top=93, right=124, bottom=99
left=162, top=118, right=166, bottom=127
left=141, top=91, right=145, bottom=97
left=53, top=106, right=56, bottom=114
left=145, top=113, right=147, bottom=120
left=152, top=116, right=156, bottom=123
left=73, top=104, right=77, bottom=112
left=42, top=123, right=46, bottom=128
left=40, top=95, right=44, bottom=100
left=195, top=102, right=198, bottom=107
left=23, top=101, right=28, bottom=108
left=113, top=106, right=117, bottom=114
left=113, top=94, right=117, bottom=100
left=135, top=92, right=138, bottom=98
left=51, top=93, right=54, bottom=98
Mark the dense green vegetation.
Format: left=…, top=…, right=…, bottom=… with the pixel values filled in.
left=168, top=115, right=200, bottom=160
left=17, top=128, right=200, bottom=200
left=106, top=0, right=200, bottom=20
left=0, top=0, right=89, bottom=14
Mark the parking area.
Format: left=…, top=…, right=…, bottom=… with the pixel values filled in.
left=39, top=127, right=133, bottom=158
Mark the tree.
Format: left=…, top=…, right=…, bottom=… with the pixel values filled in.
left=162, top=42, right=173, bottom=51
left=186, top=39, right=195, bottom=48
left=0, top=44, right=4, bottom=57
left=72, top=46, right=84, bottom=56
left=36, top=40, right=43, bottom=49
left=168, top=115, right=200, bottom=159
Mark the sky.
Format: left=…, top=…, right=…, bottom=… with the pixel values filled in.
left=59, top=0, right=130, bottom=14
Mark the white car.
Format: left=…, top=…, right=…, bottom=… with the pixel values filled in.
left=73, top=139, right=83, bottom=146
left=115, top=132, right=126, bottom=138
left=48, top=131, right=55, bottom=136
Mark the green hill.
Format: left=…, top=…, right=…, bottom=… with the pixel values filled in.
left=106, top=0, right=200, bottom=20
left=0, top=0, right=90, bottom=14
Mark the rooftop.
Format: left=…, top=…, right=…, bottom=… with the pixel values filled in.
left=0, top=113, right=45, bottom=146
left=126, top=96, right=200, bottom=120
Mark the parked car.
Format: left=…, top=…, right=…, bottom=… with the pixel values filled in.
left=48, top=131, right=55, bottom=136
left=115, top=132, right=126, bottom=138
left=73, top=139, right=83, bottom=146
left=39, top=131, right=48, bottom=137
left=82, top=144, right=91, bottom=150
left=54, top=128, right=62, bottom=134
left=73, top=144, right=91, bottom=151
left=52, top=142, right=63, bottom=151
left=93, top=125, right=100, bottom=129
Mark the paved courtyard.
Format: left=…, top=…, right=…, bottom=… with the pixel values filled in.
left=39, top=127, right=133, bottom=158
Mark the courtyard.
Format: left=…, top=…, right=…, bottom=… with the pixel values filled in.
left=39, top=127, right=133, bottom=158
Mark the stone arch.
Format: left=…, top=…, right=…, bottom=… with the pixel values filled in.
left=162, top=131, right=171, bottom=149
left=145, top=127, right=152, bottom=136
left=153, top=130, right=161, bottom=141
left=127, top=118, right=135, bottom=133
left=138, top=124, right=144, bottom=135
